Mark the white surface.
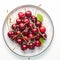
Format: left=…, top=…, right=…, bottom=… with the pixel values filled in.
left=0, top=0, right=59, bottom=60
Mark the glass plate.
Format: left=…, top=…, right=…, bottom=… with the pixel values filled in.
left=2, top=5, right=54, bottom=57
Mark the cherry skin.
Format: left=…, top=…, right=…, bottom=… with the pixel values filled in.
left=8, top=31, right=14, bottom=38
left=29, top=33, right=34, bottom=39
left=36, top=21, right=42, bottom=27
left=12, top=24, right=16, bottom=29
left=16, top=38, right=22, bottom=44
left=40, top=26, right=46, bottom=33
left=23, top=36, right=28, bottom=42
left=21, top=44, right=27, bottom=51
left=24, top=18, right=30, bottom=25
left=29, top=42, right=35, bottom=50
left=18, top=12, right=25, bottom=19
left=13, top=35, right=18, bottom=40
left=19, top=23, right=25, bottom=30
left=23, top=29, right=29, bottom=36
left=32, top=28, right=38, bottom=35
left=35, top=40, right=41, bottom=47
left=25, top=10, right=32, bottom=17
left=16, top=30, right=21, bottom=35
left=31, top=16, right=37, bottom=22
left=16, top=18, right=22, bottom=24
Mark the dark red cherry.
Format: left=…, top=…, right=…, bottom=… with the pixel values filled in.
left=19, top=23, right=25, bottom=30
left=23, top=29, right=29, bottom=36
left=36, top=21, right=42, bottom=27
left=13, top=35, right=18, bottom=40
left=32, top=28, right=38, bottom=35
left=18, top=12, right=25, bottom=19
left=8, top=31, right=14, bottom=38
left=21, top=44, right=27, bottom=51
left=12, top=24, right=16, bottom=29
left=40, top=26, right=46, bottom=33
left=35, top=40, right=41, bottom=47
left=29, top=42, right=35, bottom=50
left=24, top=18, right=30, bottom=25
left=31, top=16, right=37, bottom=22
left=25, top=10, right=32, bottom=17
left=23, top=36, right=28, bottom=42
left=16, top=30, right=21, bottom=35
left=16, top=38, right=22, bottom=44
left=29, top=33, right=34, bottom=39
left=16, top=18, right=22, bottom=24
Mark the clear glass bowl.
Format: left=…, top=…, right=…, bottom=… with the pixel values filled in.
left=2, top=5, right=54, bottom=57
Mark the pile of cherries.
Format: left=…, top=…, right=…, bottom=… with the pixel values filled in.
left=7, top=10, right=47, bottom=51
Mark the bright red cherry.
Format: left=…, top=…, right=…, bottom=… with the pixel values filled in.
left=16, top=30, right=21, bottom=35
left=32, top=28, right=38, bottom=35
left=29, top=33, right=34, bottom=39
left=23, top=29, right=29, bottom=36
left=8, top=31, right=14, bottom=38
left=36, top=21, right=42, bottom=27
left=12, top=24, right=16, bottom=29
left=25, top=10, right=32, bottom=17
left=29, top=42, right=35, bottom=50
left=16, top=18, right=22, bottom=24
left=40, top=26, right=46, bottom=33
left=19, top=23, right=25, bottom=30
left=31, top=16, right=37, bottom=22
left=16, top=39, right=22, bottom=44
left=18, top=12, right=25, bottom=19
left=21, top=44, right=27, bottom=51
left=35, top=40, right=41, bottom=47
left=24, top=18, right=30, bottom=25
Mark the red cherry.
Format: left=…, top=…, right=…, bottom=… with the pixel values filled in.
left=36, top=21, right=42, bottom=27
left=16, top=39, right=22, bottom=44
left=40, top=26, right=46, bottom=33
left=23, top=36, right=28, bottom=42
left=29, top=33, right=34, bottom=39
left=25, top=10, right=32, bottom=17
left=21, top=44, right=27, bottom=51
left=31, top=16, right=37, bottom=22
left=8, top=31, right=14, bottom=38
left=32, top=28, right=38, bottom=35
left=24, top=18, right=30, bottom=25
left=12, top=24, right=16, bottom=29
left=16, top=18, right=22, bottom=24
left=16, top=30, right=21, bottom=35
left=35, top=40, right=41, bottom=47
left=18, top=12, right=25, bottom=19
left=13, top=35, right=18, bottom=40
left=23, top=29, right=29, bottom=36
left=29, top=42, right=35, bottom=50
left=19, top=23, right=25, bottom=30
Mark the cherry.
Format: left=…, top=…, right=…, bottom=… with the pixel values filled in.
left=29, top=42, right=35, bottom=50
left=25, top=10, right=32, bottom=17
left=31, top=16, right=37, bottom=22
left=21, top=44, right=27, bottom=51
left=35, top=34, right=41, bottom=40
left=24, top=18, right=30, bottom=25
left=40, top=26, right=46, bottom=33
left=35, top=40, right=41, bottom=47
left=16, top=18, right=22, bottom=24
left=8, top=31, right=14, bottom=38
left=42, top=33, right=47, bottom=39
left=36, top=21, right=42, bottom=27
left=16, top=38, right=22, bottom=44
left=16, top=30, right=21, bottom=35
left=18, top=12, right=25, bottom=19
left=12, top=24, right=16, bottom=29
left=32, top=28, right=38, bottom=35
left=28, top=23, right=34, bottom=29
left=23, top=29, right=29, bottom=36
left=19, top=23, right=25, bottom=30
left=13, top=35, right=18, bottom=40
left=23, top=36, right=28, bottom=42
left=29, top=33, right=34, bottom=39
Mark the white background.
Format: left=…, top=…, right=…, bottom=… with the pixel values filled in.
left=0, top=0, right=59, bottom=60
